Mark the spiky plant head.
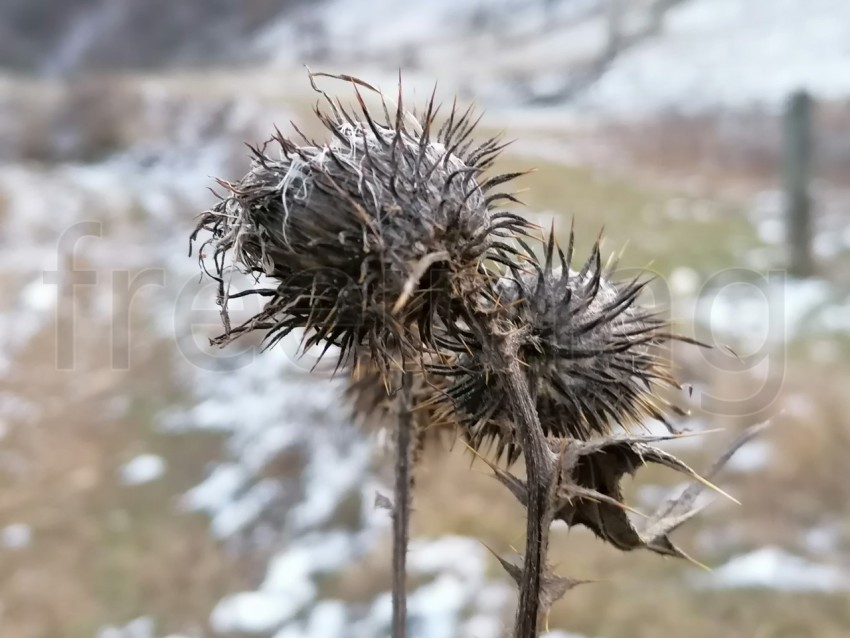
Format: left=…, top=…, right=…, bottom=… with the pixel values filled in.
left=191, top=73, right=531, bottom=374
left=441, top=228, right=702, bottom=462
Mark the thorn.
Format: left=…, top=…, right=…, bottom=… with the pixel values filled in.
left=679, top=549, right=713, bottom=572
left=672, top=427, right=726, bottom=439
left=690, top=473, right=741, bottom=506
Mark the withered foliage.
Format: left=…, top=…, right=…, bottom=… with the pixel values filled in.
left=191, top=72, right=765, bottom=638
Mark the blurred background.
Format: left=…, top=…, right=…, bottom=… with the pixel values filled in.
left=1, top=1, right=849, bottom=637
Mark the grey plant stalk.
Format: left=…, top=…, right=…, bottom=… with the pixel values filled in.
left=392, top=370, right=414, bottom=636
left=503, top=345, right=551, bottom=638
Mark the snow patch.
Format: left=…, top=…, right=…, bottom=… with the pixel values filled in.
left=119, top=454, right=166, bottom=485
left=1, top=523, right=32, bottom=550
left=211, top=590, right=311, bottom=635
left=207, top=479, right=283, bottom=539
left=694, top=276, right=850, bottom=351
left=724, top=440, right=772, bottom=472
left=701, top=546, right=850, bottom=592
left=803, top=523, right=843, bottom=556
left=97, top=616, right=154, bottom=638
left=580, top=0, right=850, bottom=114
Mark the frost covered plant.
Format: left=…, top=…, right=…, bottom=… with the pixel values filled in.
left=192, top=72, right=764, bottom=638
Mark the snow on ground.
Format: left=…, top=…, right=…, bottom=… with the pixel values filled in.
left=802, top=523, right=844, bottom=556
left=257, top=0, right=470, bottom=59
left=208, top=515, right=516, bottom=637
left=119, top=454, right=167, bottom=485
left=6, top=280, right=59, bottom=387
left=256, top=0, right=604, bottom=65
left=1, top=523, right=32, bottom=550
left=255, top=536, right=515, bottom=638
left=571, top=0, right=850, bottom=114
left=723, top=439, right=772, bottom=472
left=699, top=546, right=850, bottom=592
left=256, top=0, right=850, bottom=116
left=97, top=616, right=155, bottom=638
left=164, top=343, right=373, bottom=539
left=686, top=276, right=850, bottom=353
left=170, top=341, right=517, bottom=637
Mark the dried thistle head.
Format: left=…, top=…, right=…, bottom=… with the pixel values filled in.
left=191, top=73, right=531, bottom=373
left=441, top=227, right=703, bottom=461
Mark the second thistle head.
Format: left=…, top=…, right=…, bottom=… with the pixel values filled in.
left=443, top=227, right=703, bottom=461
left=192, top=74, right=531, bottom=374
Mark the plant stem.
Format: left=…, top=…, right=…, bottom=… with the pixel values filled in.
left=504, top=352, right=551, bottom=638
left=392, top=370, right=414, bottom=637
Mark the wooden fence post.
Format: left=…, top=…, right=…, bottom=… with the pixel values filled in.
left=783, top=90, right=814, bottom=277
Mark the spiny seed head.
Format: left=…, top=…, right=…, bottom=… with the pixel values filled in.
left=442, top=228, right=703, bottom=462
left=191, top=73, right=531, bottom=373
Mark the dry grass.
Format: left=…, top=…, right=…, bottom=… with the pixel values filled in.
left=0, top=278, right=250, bottom=638
left=493, top=154, right=761, bottom=279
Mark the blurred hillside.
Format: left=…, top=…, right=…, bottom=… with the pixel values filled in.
left=1, top=2, right=849, bottom=638
left=5, top=0, right=850, bottom=113
left=0, top=0, right=303, bottom=74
